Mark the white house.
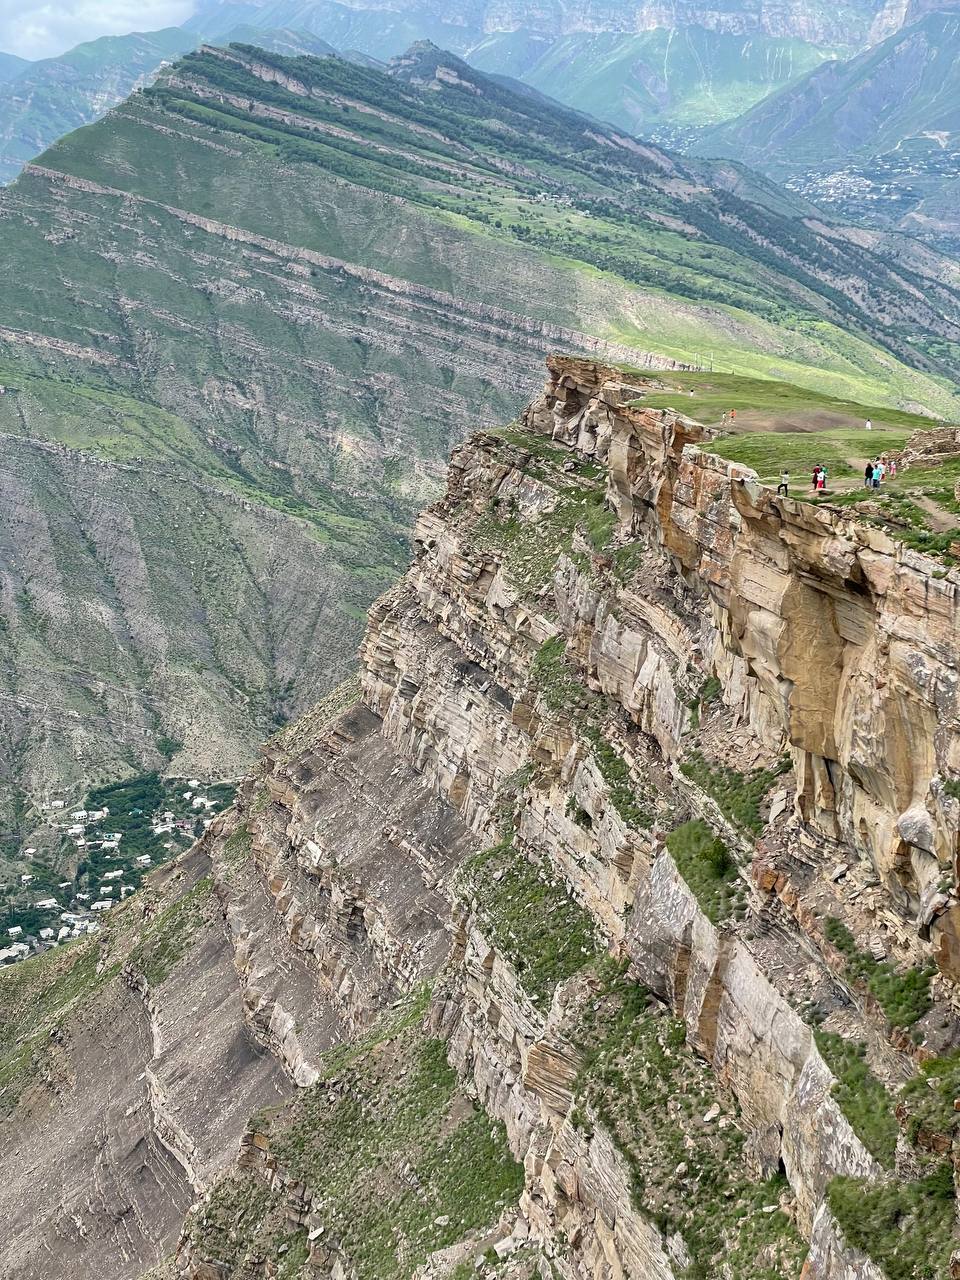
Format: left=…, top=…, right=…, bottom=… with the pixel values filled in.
left=20, top=873, right=33, bottom=885
left=88, top=808, right=108, bottom=821
left=35, top=897, right=58, bottom=910
left=66, top=824, right=83, bottom=836
left=50, top=800, right=66, bottom=810
left=136, top=855, right=152, bottom=867
left=99, top=886, right=114, bottom=896
left=57, top=926, right=71, bottom=942
left=75, top=893, right=90, bottom=902
left=58, top=881, right=72, bottom=889
left=38, top=928, right=54, bottom=940
left=103, top=869, right=123, bottom=881
left=8, top=926, right=22, bottom=938
left=23, top=847, right=36, bottom=855
left=71, top=810, right=88, bottom=821
left=91, top=900, right=113, bottom=912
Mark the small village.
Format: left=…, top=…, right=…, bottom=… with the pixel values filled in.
left=0, top=773, right=236, bottom=966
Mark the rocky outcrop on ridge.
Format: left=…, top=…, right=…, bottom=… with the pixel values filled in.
left=2, top=356, right=959, bottom=1280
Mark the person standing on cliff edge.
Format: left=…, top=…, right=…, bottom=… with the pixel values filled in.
left=777, top=470, right=789, bottom=496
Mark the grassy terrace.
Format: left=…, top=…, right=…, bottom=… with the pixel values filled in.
left=634, top=369, right=960, bottom=560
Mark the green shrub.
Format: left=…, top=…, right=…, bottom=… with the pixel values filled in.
left=665, top=820, right=744, bottom=925
left=824, top=918, right=935, bottom=1027
left=900, top=1050, right=960, bottom=1143
left=458, top=841, right=600, bottom=1004
left=680, top=750, right=790, bottom=834
left=827, top=1164, right=956, bottom=1280
left=582, top=726, right=653, bottom=829
left=814, top=1030, right=898, bottom=1166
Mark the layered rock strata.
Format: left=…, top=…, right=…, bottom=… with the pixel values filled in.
left=3, top=356, right=959, bottom=1280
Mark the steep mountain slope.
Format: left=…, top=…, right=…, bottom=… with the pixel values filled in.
left=0, top=1, right=928, bottom=180
left=466, top=28, right=832, bottom=142
left=3, top=357, right=959, bottom=1279
left=697, top=9, right=960, bottom=248
left=0, top=27, right=341, bottom=185
left=0, top=52, right=29, bottom=83
left=0, top=28, right=198, bottom=184
left=2, top=39, right=960, bottom=893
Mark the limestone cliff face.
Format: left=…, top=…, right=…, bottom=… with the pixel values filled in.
left=2, top=356, right=959, bottom=1280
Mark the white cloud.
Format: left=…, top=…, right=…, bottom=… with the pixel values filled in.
left=0, top=0, right=197, bottom=60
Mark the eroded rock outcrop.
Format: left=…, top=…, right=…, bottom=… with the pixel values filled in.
left=3, top=356, right=959, bottom=1280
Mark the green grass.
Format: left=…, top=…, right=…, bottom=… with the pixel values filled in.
left=900, top=1050, right=960, bottom=1145
left=680, top=750, right=790, bottom=834
left=574, top=964, right=807, bottom=1279
left=128, top=876, right=212, bottom=987
left=530, top=636, right=594, bottom=715
left=0, top=939, right=113, bottom=1112
left=635, top=371, right=941, bottom=432
left=827, top=1163, right=956, bottom=1280
left=582, top=726, right=654, bottom=829
left=469, top=478, right=615, bottom=597
left=814, top=1030, right=898, bottom=1167
left=665, top=820, right=745, bottom=924
left=824, top=917, right=936, bottom=1028
left=458, top=839, right=601, bottom=1005
left=210, top=997, right=526, bottom=1280
left=705, top=423, right=913, bottom=485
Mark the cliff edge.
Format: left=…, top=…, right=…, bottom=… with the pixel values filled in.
left=1, top=356, right=958, bottom=1280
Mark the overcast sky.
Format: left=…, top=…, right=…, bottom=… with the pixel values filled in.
left=0, top=0, right=197, bottom=60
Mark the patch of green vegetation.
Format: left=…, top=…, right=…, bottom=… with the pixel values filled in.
left=530, top=636, right=594, bottom=714
left=665, top=820, right=744, bottom=925
left=611, top=542, right=645, bottom=583
left=582, top=726, right=654, bottom=829
left=688, top=674, right=722, bottom=730
left=240, top=1000, right=525, bottom=1279
left=470, top=485, right=613, bottom=595
left=680, top=750, right=790, bottom=834
left=824, top=918, right=936, bottom=1028
left=458, top=839, right=601, bottom=1005
left=943, top=779, right=960, bottom=801
left=575, top=963, right=807, bottom=1279
left=0, top=939, right=112, bottom=1113
left=813, top=1030, right=898, bottom=1167
left=817, top=482, right=959, bottom=559
left=900, top=1049, right=960, bottom=1145
left=827, top=1163, right=956, bottom=1280
left=636, top=372, right=934, bottom=433
left=128, top=876, right=212, bottom=987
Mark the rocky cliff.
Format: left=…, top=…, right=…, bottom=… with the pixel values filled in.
left=2, top=355, right=959, bottom=1280
left=9, top=39, right=960, bottom=881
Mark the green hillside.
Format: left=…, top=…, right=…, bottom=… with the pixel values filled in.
left=468, top=28, right=832, bottom=139
left=696, top=11, right=960, bottom=249
left=1, top=39, right=959, bottom=865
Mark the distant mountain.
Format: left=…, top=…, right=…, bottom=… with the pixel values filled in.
left=466, top=29, right=831, bottom=140
left=184, top=0, right=869, bottom=138
left=0, top=52, right=29, bottom=83
left=0, top=0, right=940, bottom=178
left=695, top=9, right=960, bottom=248
left=0, top=26, right=340, bottom=185
left=0, top=28, right=197, bottom=185
left=187, top=0, right=894, bottom=51
left=2, top=39, right=959, bottom=851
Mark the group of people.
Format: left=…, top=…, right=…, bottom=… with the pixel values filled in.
left=772, top=454, right=898, bottom=499
left=865, top=456, right=896, bottom=488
